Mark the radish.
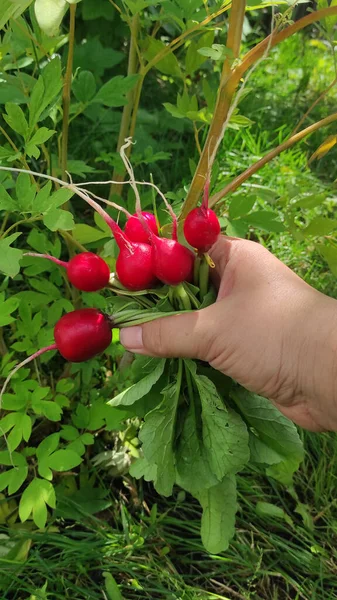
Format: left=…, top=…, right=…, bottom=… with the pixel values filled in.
left=25, top=252, right=111, bottom=292
left=63, top=189, right=157, bottom=291
left=183, top=179, right=220, bottom=253
left=124, top=211, right=158, bottom=243
left=151, top=236, right=195, bottom=286
left=54, top=308, right=112, bottom=362
left=116, top=242, right=155, bottom=290
left=0, top=309, right=112, bottom=407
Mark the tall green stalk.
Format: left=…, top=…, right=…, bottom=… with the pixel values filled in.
left=110, top=14, right=140, bottom=199
left=61, top=3, right=76, bottom=183
left=179, top=0, right=246, bottom=221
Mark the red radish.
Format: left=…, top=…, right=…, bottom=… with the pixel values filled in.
left=183, top=178, right=220, bottom=253
left=67, top=253, right=110, bottom=291
left=151, top=236, right=195, bottom=286
left=54, top=308, right=112, bottom=362
left=64, top=190, right=157, bottom=291
left=183, top=207, right=220, bottom=253
left=25, top=252, right=111, bottom=292
left=116, top=242, right=156, bottom=290
left=124, top=211, right=158, bottom=243
left=0, top=309, right=112, bottom=407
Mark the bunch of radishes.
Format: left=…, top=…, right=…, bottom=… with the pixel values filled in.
left=0, top=171, right=220, bottom=404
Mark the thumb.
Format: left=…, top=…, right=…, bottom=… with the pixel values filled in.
left=119, top=307, right=217, bottom=360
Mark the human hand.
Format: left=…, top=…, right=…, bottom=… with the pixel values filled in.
left=120, top=236, right=337, bottom=431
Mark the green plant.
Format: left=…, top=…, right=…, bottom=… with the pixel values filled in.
left=1, top=0, right=337, bottom=563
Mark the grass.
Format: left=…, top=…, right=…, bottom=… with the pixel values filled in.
left=2, top=432, right=337, bottom=599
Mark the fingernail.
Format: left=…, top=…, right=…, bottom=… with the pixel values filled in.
left=120, top=326, right=144, bottom=351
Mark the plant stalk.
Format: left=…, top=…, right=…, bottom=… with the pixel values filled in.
left=110, top=14, right=140, bottom=199
left=179, top=0, right=246, bottom=221
left=61, top=2, right=76, bottom=183
left=209, top=111, right=337, bottom=207
left=110, top=3, right=232, bottom=178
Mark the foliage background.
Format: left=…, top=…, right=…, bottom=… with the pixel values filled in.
left=1, top=0, right=337, bottom=598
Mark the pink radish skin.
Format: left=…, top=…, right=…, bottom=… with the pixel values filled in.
left=84, top=206, right=158, bottom=291
left=54, top=308, right=112, bottom=362
left=67, top=253, right=111, bottom=292
left=116, top=242, right=157, bottom=291
left=151, top=236, right=195, bottom=286
left=24, top=252, right=111, bottom=292
left=183, top=207, right=221, bottom=253
left=124, top=212, right=158, bottom=243
left=0, top=309, right=112, bottom=406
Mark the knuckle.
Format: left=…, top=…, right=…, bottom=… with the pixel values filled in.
left=143, top=320, right=168, bottom=355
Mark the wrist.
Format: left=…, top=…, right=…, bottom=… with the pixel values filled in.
left=299, top=290, right=337, bottom=430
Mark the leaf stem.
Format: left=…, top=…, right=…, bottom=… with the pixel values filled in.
left=199, top=256, right=209, bottom=300
left=61, top=2, right=76, bottom=183
left=110, top=14, right=140, bottom=199
left=209, top=111, right=337, bottom=206
left=179, top=0, right=246, bottom=220
left=23, top=252, right=68, bottom=268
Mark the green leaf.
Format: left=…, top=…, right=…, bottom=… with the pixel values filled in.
left=0, top=412, right=32, bottom=451
left=325, top=0, right=337, bottom=33
left=43, top=208, right=75, bottom=231
left=139, top=380, right=180, bottom=496
left=129, top=457, right=157, bottom=482
left=82, top=0, right=114, bottom=19
left=3, top=102, right=29, bottom=138
left=196, top=475, right=237, bottom=554
left=103, top=572, right=124, bottom=600
left=33, top=399, right=63, bottom=421
left=37, top=433, right=82, bottom=480
left=185, top=31, right=215, bottom=75
left=266, top=456, right=302, bottom=486
left=176, top=397, right=219, bottom=496
left=228, top=194, right=255, bottom=219
left=302, top=216, right=337, bottom=237
left=0, top=296, right=20, bottom=326
left=318, top=243, right=337, bottom=277
left=47, top=449, right=82, bottom=472
left=0, top=233, right=23, bottom=277
left=31, top=181, right=52, bottom=214
left=16, top=173, right=36, bottom=211
left=292, top=192, right=327, bottom=210
left=256, top=501, right=293, bottom=525
left=232, top=389, right=304, bottom=470
left=29, top=57, right=62, bottom=129
left=25, top=127, right=56, bottom=159
left=108, top=358, right=166, bottom=407
left=73, top=38, right=124, bottom=78
left=0, top=451, right=28, bottom=494
left=0, top=185, right=17, bottom=211
left=72, top=224, right=108, bottom=244
left=19, top=478, right=56, bottom=528
left=225, top=219, right=248, bottom=239
left=124, top=0, right=162, bottom=14
left=242, top=210, right=285, bottom=233
left=186, top=365, right=249, bottom=480
left=144, top=38, right=182, bottom=78
left=197, top=44, right=234, bottom=62
left=73, top=70, right=97, bottom=103
left=93, top=75, right=139, bottom=107
left=0, top=0, right=32, bottom=29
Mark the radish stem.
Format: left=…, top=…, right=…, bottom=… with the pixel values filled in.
left=23, top=252, right=68, bottom=268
